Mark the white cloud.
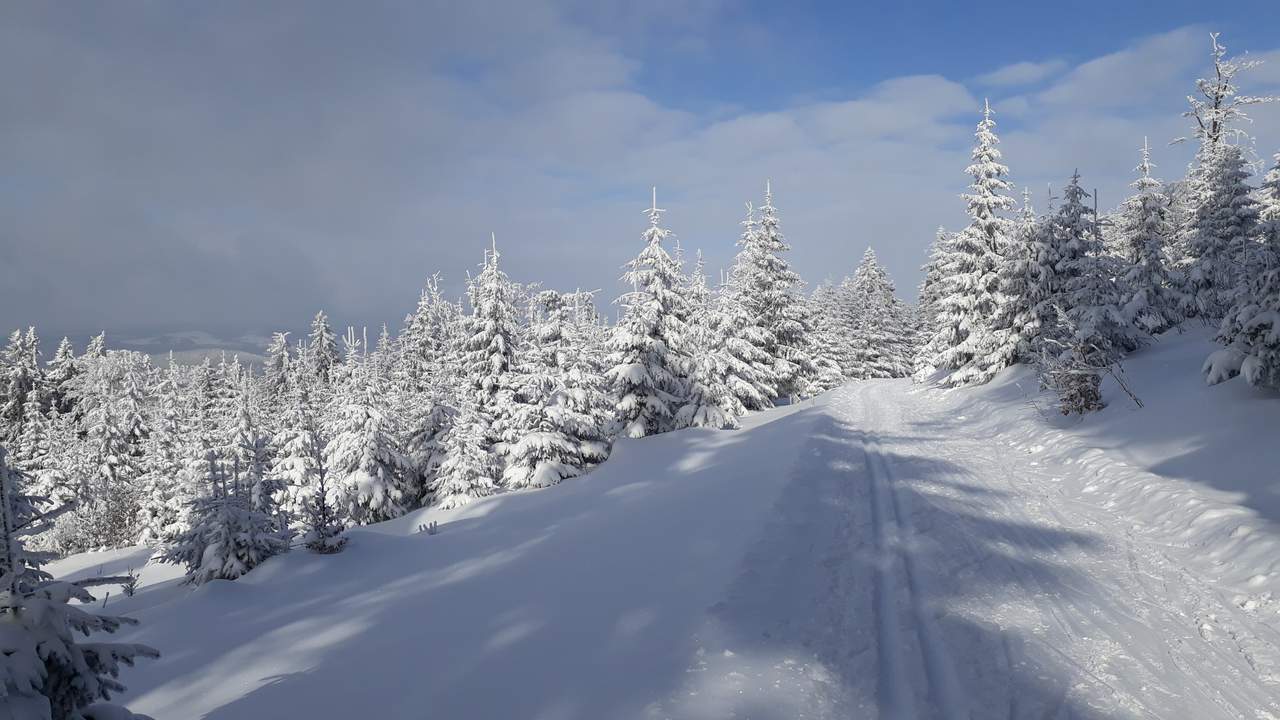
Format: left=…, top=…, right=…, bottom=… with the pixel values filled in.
left=2, top=9, right=1279, bottom=340
left=976, top=59, right=1068, bottom=87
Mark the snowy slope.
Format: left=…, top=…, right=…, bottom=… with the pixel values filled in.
left=49, top=328, right=1280, bottom=719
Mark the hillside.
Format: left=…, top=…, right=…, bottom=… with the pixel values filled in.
left=49, top=327, right=1280, bottom=719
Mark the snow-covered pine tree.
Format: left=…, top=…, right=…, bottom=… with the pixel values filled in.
left=300, top=443, right=347, bottom=554
left=397, top=273, right=463, bottom=397
left=728, top=184, right=816, bottom=401
left=1175, top=34, right=1275, bottom=316
left=160, top=449, right=289, bottom=585
left=45, top=337, right=78, bottom=417
left=429, top=393, right=498, bottom=509
left=842, top=249, right=915, bottom=380
left=461, top=236, right=523, bottom=456
left=805, top=282, right=852, bottom=392
left=83, top=402, right=142, bottom=549
left=501, top=371, right=585, bottom=489
left=1209, top=151, right=1280, bottom=388
left=606, top=188, right=692, bottom=437
left=674, top=253, right=744, bottom=429
left=134, top=365, right=188, bottom=546
left=266, top=374, right=347, bottom=553
left=1118, top=139, right=1186, bottom=335
left=262, top=331, right=292, bottom=409
left=308, top=311, right=340, bottom=385
left=229, top=381, right=280, bottom=530
left=323, top=365, right=414, bottom=525
left=913, top=227, right=956, bottom=378
left=270, top=372, right=322, bottom=525
left=1, top=327, right=42, bottom=445
left=1185, top=143, right=1260, bottom=319
left=1052, top=173, right=1141, bottom=368
left=925, top=101, right=1016, bottom=383
left=720, top=205, right=779, bottom=406
left=965, top=189, right=1043, bottom=384
left=1, top=446, right=160, bottom=720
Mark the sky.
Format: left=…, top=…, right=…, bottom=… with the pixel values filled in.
left=3, top=0, right=1280, bottom=350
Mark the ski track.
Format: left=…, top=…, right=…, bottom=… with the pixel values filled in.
left=697, top=379, right=1280, bottom=720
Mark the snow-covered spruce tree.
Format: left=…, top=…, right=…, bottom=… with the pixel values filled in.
left=673, top=254, right=744, bottom=429
left=1209, top=151, right=1280, bottom=387
left=1185, top=143, right=1260, bottom=319
left=1051, top=173, right=1142, bottom=368
left=300, top=448, right=347, bottom=555
left=262, top=331, right=292, bottom=410
left=1175, top=34, right=1275, bottom=315
left=1118, top=139, right=1186, bottom=335
left=323, top=364, right=414, bottom=525
left=160, top=449, right=289, bottom=585
left=82, top=403, right=142, bottom=549
left=230, top=381, right=282, bottom=531
left=841, top=249, right=915, bottom=380
left=501, top=372, right=585, bottom=489
left=720, top=205, right=779, bottom=406
left=553, top=290, right=613, bottom=467
left=606, top=189, right=693, bottom=437
left=397, top=273, right=464, bottom=396
left=502, top=289, right=611, bottom=489
left=308, top=311, right=340, bottom=385
left=1039, top=312, right=1107, bottom=415
left=804, top=283, right=851, bottom=392
left=1, top=447, right=159, bottom=720
left=429, top=393, right=498, bottom=509
left=966, top=189, right=1043, bottom=384
left=269, top=375, right=347, bottom=553
left=2, top=327, right=42, bottom=445
left=134, top=367, right=188, bottom=546
left=921, top=101, right=1015, bottom=382
left=728, top=184, right=817, bottom=401
left=461, top=238, right=523, bottom=455
left=913, top=227, right=956, bottom=377
left=45, top=337, right=78, bottom=417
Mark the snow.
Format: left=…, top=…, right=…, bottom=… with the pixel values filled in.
left=46, top=327, right=1280, bottom=719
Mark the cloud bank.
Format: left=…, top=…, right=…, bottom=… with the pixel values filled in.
left=2, top=4, right=1278, bottom=346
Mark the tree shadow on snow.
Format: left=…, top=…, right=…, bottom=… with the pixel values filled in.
left=667, top=414, right=1140, bottom=720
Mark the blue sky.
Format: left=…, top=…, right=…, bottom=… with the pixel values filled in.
left=2, top=1, right=1280, bottom=347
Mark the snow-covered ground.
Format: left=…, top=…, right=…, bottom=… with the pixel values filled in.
left=51, top=327, right=1280, bottom=719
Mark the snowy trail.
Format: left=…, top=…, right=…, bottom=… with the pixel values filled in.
left=665, top=380, right=1280, bottom=719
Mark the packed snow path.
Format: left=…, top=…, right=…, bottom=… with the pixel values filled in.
left=66, top=372, right=1280, bottom=719
left=657, top=381, right=1280, bottom=719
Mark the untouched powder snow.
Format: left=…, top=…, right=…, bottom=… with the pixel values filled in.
left=50, top=328, right=1280, bottom=719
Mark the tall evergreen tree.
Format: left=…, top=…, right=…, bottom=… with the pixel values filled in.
left=728, top=184, right=816, bottom=401
left=308, top=311, right=340, bottom=385
left=921, top=101, right=1015, bottom=380
left=674, top=254, right=744, bottom=429
left=1118, top=139, right=1187, bottom=335
left=135, top=367, right=187, bottom=546
left=1211, top=151, right=1280, bottom=388
left=967, top=189, right=1043, bottom=384
left=606, top=189, right=692, bottom=438
left=1185, top=144, right=1260, bottom=319
left=462, top=237, right=523, bottom=454
left=45, top=337, right=78, bottom=417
